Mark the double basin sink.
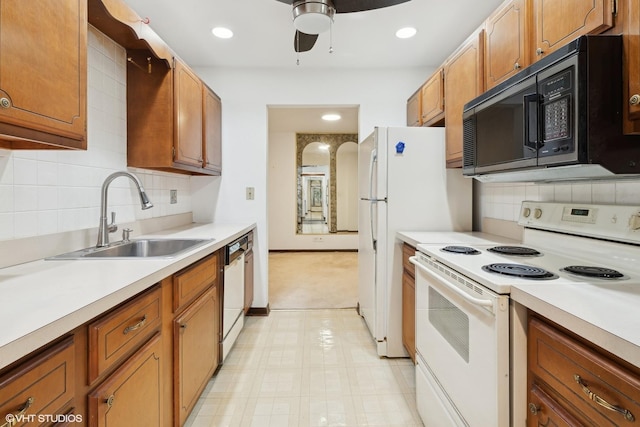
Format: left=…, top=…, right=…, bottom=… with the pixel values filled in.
left=47, top=238, right=214, bottom=260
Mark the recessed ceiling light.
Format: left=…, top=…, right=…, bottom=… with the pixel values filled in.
left=322, top=113, right=341, bottom=121
left=212, top=27, right=233, bottom=39
left=396, top=27, right=417, bottom=39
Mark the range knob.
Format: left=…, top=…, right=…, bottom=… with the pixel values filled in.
left=523, top=207, right=531, bottom=218
left=534, top=208, right=543, bottom=219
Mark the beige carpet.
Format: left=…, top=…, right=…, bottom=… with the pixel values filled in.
left=269, top=251, right=358, bottom=309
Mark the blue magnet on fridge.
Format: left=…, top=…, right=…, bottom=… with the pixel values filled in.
left=395, top=141, right=405, bottom=154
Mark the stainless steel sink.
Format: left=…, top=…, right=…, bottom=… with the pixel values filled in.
left=46, top=238, right=214, bottom=260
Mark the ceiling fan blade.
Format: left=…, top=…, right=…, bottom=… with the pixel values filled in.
left=333, top=0, right=410, bottom=13
left=294, top=31, right=318, bottom=52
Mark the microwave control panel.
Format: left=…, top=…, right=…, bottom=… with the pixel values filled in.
left=540, top=69, right=573, bottom=155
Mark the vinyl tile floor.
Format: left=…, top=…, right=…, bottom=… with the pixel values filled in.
left=184, top=309, right=422, bottom=427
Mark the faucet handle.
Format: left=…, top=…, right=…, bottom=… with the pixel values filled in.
left=108, top=211, right=118, bottom=233
left=122, top=228, right=133, bottom=242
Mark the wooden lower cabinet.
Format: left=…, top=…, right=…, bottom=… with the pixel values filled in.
left=0, top=337, right=75, bottom=426
left=527, top=316, right=640, bottom=426
left=174, top=286, right=219, bottom=426
left=88, top=333, right=163, bottom=427
left=244, top=244, right=254, bottom=314
left=401, top=243, right=416, bottom=363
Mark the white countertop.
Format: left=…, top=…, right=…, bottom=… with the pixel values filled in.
left=396, top=230, right=518, bottom=247
left=0, top=222, right=254, bottom=370
left=511, top=284, right=640, bottom=368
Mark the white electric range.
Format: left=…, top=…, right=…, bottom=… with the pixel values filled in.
left=411, top=201, right=640, bottom=427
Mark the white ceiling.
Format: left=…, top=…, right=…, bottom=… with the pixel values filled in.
left=122, top=0, right=505, bottom=69
left=268, top=105, right=359, bottom=133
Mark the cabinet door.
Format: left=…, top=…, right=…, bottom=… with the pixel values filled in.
left=406, top=91, right=421, bottom=127
left=174, top=59, right=203, bottom=168
left=532, top=0, right=613, bottom=60
left=88, top=333, right=163, bottom=427
left=203, top=85, right=222, bottom=174
left=625, top=0, right=640, bottom=133
left=174, top=286, right=219, bottom=426
left=420, top=69, right=445, bottom=126
left=402, top=272, right=415, bottom=363
left=0, top=0, right=87, bottom=149
left=485, top=0, right=529, bottom=89
left=444, top=29, right=485, bottom=167
left=528, top=382, right=583, bottom=427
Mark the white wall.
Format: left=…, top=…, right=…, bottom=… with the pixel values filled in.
left=193, top=66, right=431, bottom=309
left=0, top=27, right=192, bottom=241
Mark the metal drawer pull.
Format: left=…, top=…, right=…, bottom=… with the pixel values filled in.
left=1, top=396, right=34, bottom=427
left=574, top=374, right=635, bottom=422
left=123, top=314, right=147, bottom=335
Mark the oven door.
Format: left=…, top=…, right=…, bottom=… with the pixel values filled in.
left=411, top=252, right=510, bottom=427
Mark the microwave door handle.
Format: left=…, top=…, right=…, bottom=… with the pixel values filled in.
left=524, top=93, right=541, bottom=151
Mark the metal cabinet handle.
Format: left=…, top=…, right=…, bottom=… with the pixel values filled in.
left=528, top=402, right=540, bottom=415
left=1, top=397, right=34, bottom=427
left=105, top=394, right=115, bottom=409
left=574, top=374, right=635, bottom=422
left=630, top=94, right=640, bottom=106
left=123, top=314, right=147, bottom=335
left=514, top=62, right=521, bottom=70
left=536, top=48, right=544, bottom=56
left=0, top=97, right=10, bottom=109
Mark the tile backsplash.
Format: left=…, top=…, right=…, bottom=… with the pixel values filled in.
left=476, top=179, right=640, bottom=223
left=0, top=27, right=192, bottom=241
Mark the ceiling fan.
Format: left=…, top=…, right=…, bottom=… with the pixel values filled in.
left=276, top=0, right=411, bottom=53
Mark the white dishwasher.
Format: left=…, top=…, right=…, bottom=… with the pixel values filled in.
left=222, top=235, right=247, bottom=361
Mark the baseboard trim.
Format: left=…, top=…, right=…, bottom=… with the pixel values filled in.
left=247, top=304, right=270, bottom=316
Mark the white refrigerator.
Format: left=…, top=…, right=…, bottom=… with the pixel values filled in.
left=358, top=126, right=472, bottom=357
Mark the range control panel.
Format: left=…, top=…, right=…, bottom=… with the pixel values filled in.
left=518, top=201, right=640, bottom=244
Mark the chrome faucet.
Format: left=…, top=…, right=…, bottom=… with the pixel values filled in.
left=96, top=171, right=153, bottom=248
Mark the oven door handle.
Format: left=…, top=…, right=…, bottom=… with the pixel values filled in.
left=410, top=256, right=494, bottom=309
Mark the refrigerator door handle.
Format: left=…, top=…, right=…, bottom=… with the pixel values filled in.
left=370, top=200, right=377, bottom=251
left=368, top=148, right=377, bottom=200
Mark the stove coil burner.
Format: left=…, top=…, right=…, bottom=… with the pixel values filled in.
left=441, top=246, right=480, bottom=255
left=482, top=263, right=557, bottom=280
left=487, top=246, right=541, bottom=256
left=562, top=265, right=625, bottom=279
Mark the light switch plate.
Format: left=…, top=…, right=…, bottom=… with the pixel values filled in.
left=246, top=187, right=255, bottom=200
left=170, top=189, right=177, bottom=204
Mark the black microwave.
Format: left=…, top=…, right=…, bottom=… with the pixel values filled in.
left=463, top=35, right=640, bottom=181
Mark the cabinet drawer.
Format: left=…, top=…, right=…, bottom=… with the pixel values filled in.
left=88, top=286, right=161, bottom=383
left=173, top=252, right=219, bottom=312
left=402, top=243, right=416, bottom=277
left=0, top=337, right=74, bottom=424
left=528, top=317, right=640, bottom=425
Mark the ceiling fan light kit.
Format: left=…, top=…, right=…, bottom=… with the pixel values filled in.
left=293, top=0, right=335, bottom=34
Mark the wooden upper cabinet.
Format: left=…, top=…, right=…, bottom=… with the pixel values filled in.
left=532, top=0, right=614, bottom=60
left=420, top=69, right=445, bottom=126
left=0, top=0, right=87, bottom=150
left=127, top=55, right=221, bottom=175
left=203, top=85, right=222, bottom=174
left=625, top=0, right=640, bottom=134
left=485, top=0, right=530, bottom=89
left=174, top=59, right=204, bottom=169
left=444, top=29, right=485, bottom=167
left=406, top=90, right=421, bottom=127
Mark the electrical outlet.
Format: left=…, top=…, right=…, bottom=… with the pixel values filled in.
left=170, top=189, right=178, bottom=204
left=246, top=187, right=255, bottom=200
